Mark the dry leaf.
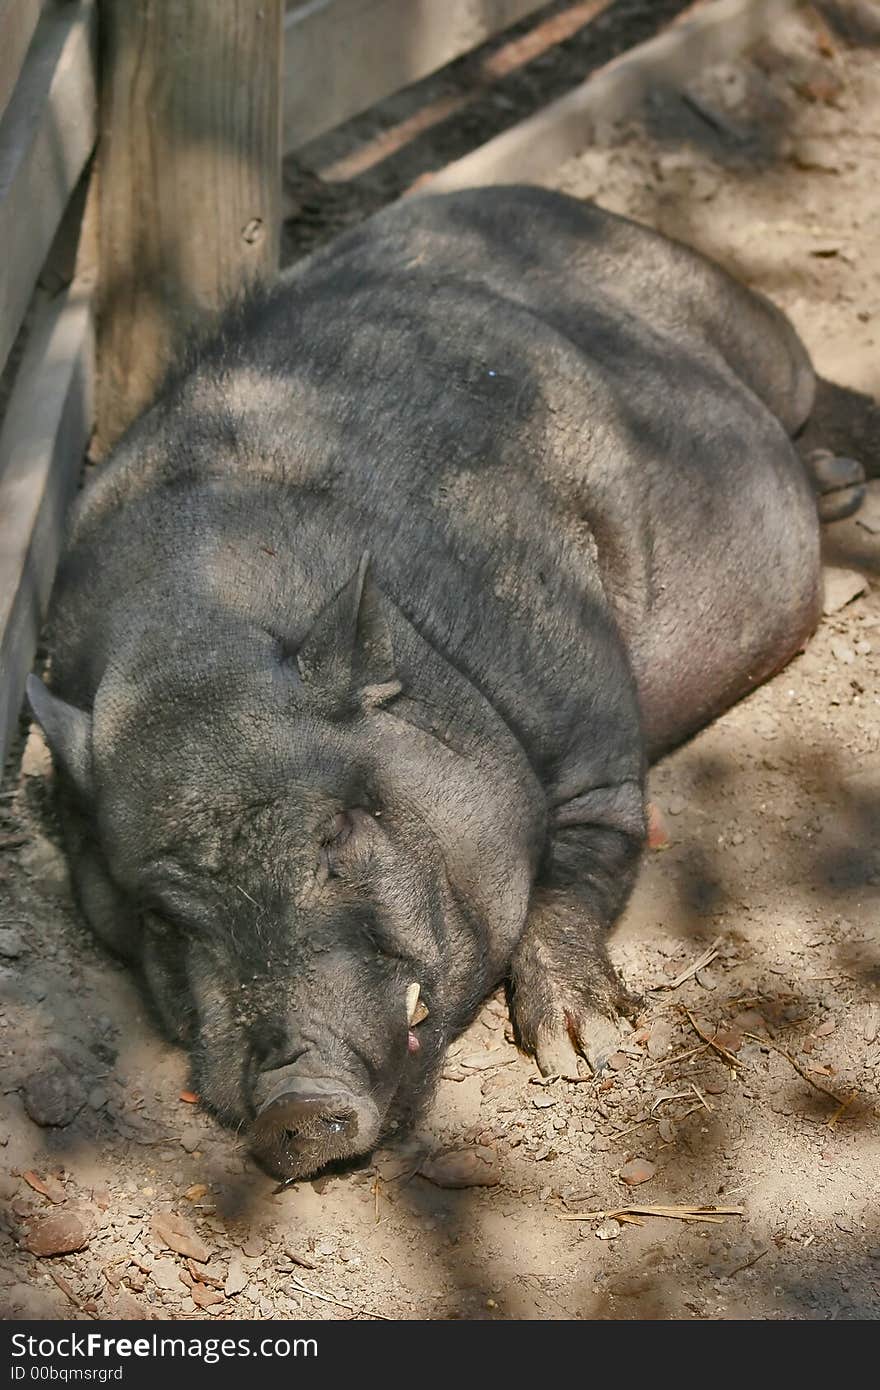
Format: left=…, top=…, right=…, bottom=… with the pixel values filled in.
left=619, top=1158, right=656, bottom=1186
left=419, top=1150, right=500, bottom=1189
left=23, top=1212, right=89, bottom=1257
left=22, top=1171, right=66, bottom=1204
left=150, top=1211, right=210, bottom=1263
left=191, top=1283, right=224, bottom=1310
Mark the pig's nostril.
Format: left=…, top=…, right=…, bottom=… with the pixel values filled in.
left=323, top=1115, right=348, bottom=1134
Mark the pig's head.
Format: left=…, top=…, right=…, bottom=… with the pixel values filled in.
left=28, top=556, right=544, bottom=1179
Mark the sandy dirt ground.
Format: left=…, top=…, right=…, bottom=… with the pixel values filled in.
left=1, top=2, right=878, bottom=1321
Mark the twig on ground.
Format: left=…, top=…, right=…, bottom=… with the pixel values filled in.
left=741, top=1031, right=851, bottom=1106
left=287, top=1273, right=392, bottom=1321
left=560, top=1203, right=744, bottom=1225
left=827, top=1093, right=856, bottom=1129
left=691, top=1082, right=713, bottom=1113
left=726, top=1246, right=769, bottom=1276
left=45, top=1267, right=96, bottom=1319
left=644, top=1043, right=709, bottom=1071
left=650, top=1090, right=692, bottom=1113
left=662, top=937, right=722, bottom=990
left=681, top=1007, right=747, bottom=1069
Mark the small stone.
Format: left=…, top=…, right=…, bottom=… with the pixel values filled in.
left=861, top=1005, right=880, bottom=1044
left=224, top=1258, right=248, bottom=1297
left=150, top=1258, right=183, bottom=1293
left=23, top=1069, right=84, bottom=1128
left=23, top=1211, right=89, bottom=1257
left=791, top=139, right=840, bottom=172
left=459, top=1049, right=515, bottom=1071
left=0, top=927, right=24, bottom=958
left=179, top=1127, right=201, bottom=1153
left=647, top=1020, right=674, bottom=1060
left=830, top=640, right=855, bottom=665
left=87, top=1087, right=108, bottom=1110
left=183, top=1184, right=208, bottom=1202
left=703, top=1076, right=729, bottom=1095
left=595, top=1218, right=621, bottom=1240
left=666, top=794, right=687, bottom=816
left=619, top=1157, right=656, bottom=1186
left=532, top=1094, right=557, bottom=1109
left=240, top=1234, right=265, bottom=1258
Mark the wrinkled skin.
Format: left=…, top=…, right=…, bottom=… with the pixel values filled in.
left=30, top=187, right=860, bottom=1179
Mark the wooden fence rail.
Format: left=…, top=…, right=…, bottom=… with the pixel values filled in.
left=0, top=0, right=96, bottom=380
left=0, top=0, right=43, bottom=123
left=282, top=0, right=547, bottom=153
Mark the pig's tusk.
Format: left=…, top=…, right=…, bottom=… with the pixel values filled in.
left=406, top=982, right=429, bottom=1026
left=405, top=983, right=419, bottom=1024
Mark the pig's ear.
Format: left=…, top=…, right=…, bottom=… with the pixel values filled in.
left=297, top=553, right=401, bottom=710
left=25, top=674, right=94, bottom=801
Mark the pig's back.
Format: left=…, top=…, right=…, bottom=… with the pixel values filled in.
left=59, top=187, right=818, bottom=772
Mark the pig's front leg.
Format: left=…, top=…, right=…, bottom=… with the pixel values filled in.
left=509, top=781, right=645, bottom=1077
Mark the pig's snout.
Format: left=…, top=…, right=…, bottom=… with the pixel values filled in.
left=250, top=1073, right=380, bottom=1180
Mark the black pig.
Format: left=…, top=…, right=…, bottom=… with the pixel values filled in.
left=27, top=187, right=865, bottom=1179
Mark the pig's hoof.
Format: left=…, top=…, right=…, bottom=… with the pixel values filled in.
left=806, top=449, right=866, bottom=522
left=534, top=1006, right=633, bottom=1079
left=512, top=972, right=641, bottom=1080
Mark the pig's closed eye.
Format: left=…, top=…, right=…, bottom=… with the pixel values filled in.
left=318, top=807, right=379, bottom=882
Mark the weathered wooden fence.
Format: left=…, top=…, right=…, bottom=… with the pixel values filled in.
left=0, top=0, right=97, bottom=764
left=0, top=0, right=796, bottom=768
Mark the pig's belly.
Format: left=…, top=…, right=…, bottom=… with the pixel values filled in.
left=590, top=419, right=822, bottom=760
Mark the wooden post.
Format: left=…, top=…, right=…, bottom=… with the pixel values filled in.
left=94, top=0, right=283, bottom=454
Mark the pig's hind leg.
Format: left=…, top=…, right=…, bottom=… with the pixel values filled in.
left=801, top=448, right=866, bottom=522
left=691, top=263, right=867, bottom=520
